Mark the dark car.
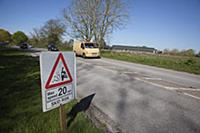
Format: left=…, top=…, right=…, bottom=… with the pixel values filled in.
left=48, top=44, right=59, bottom=51
left=0, top=42, right=9, bottom=46
left=20, top=43, right=28, bottom=49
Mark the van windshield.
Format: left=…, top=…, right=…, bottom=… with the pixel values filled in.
left=85, top=43, right=98, bottom=48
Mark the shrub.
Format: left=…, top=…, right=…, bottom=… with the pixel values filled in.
left=184, top=59, right=196, bottom=65
left=11, top=31, right=28, bottom=45
left=0, top=29, right=11, bottom=43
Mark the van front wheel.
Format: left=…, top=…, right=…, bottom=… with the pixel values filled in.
left=82, top=53, right=86, bottom=58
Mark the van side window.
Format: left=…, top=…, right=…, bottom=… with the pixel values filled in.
left=81, top=43, right=84, bottom=49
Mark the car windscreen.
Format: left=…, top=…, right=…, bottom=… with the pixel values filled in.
left=21, top=43, right=28, bottom=46
left=85, top=43, right=98, bottom=48
left=52, top=45, right=56, bottom=48
left=49, top=44, right=56, bottom=48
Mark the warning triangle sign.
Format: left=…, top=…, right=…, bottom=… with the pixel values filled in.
left=45, top=53, right=73, bottom=89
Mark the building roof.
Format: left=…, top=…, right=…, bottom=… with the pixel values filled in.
left=111, top=45, right=156, bottom=52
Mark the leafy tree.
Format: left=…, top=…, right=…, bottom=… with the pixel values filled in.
left=184, top=49, right=195, bottom=57
left=163, top=48, right=169, bottom=54
left=170, top=49, right=179, bottom=55
left=0, top=29, right=11, bottom=43
left=40, top=19, right=65, bottom=45
left=63, top=0, right=128, bottom=48
left=12, top=31, right=28, bottom=45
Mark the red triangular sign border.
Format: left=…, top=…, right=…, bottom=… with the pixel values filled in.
left=45, top=53, right=73, bottom=89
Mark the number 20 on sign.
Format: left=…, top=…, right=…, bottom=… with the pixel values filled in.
left=40, top=52, right=76, bottom=112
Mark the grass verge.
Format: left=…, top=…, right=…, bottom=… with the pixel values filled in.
left=101, top=51, right=200, bottom=74
left=0, top=48, right=101, bottom=133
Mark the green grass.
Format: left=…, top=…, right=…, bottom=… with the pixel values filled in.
left=101, top=51, right=200, bottom=74
left=0, top=48, right=101, bottom=133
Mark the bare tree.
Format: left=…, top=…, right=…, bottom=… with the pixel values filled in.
left=63, top=0, right=96, bottom=41
left=63, top=0, right=128, bottom=48
left=30, top=28, right=41, bottom=44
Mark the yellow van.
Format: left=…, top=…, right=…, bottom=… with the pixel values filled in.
left=73, top=41, right=100, bottom=58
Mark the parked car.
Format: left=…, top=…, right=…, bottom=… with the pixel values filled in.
left=20, top=43, right=29, bottom=49
left=48, top=44, right=59, bottom=51
left=0, top=42, right=9, bottom=46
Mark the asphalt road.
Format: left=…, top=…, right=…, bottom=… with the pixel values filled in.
left=77, top=57, right=200, bottom=133
left=15, top=46, right=200, bottom=133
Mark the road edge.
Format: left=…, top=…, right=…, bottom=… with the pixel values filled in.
left=85, top=103, right=124, bottom=133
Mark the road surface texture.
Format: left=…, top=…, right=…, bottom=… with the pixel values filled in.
left=77, top=57, right=200, bottom=133
left=13, top=47, right=200, bottom=133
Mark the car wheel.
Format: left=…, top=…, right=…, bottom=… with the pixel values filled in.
left=82, top=53, right=86, bottom=58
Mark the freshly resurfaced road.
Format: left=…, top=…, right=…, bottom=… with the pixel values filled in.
left=76, top=57, right=200, bottom=133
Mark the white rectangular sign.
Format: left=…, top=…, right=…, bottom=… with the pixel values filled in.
left=40, top=52, right=76, bottom=112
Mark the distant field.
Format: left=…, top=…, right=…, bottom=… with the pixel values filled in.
left=0, top=48, right=101, bottom=133
left=101, top=51, right=200, bottom=74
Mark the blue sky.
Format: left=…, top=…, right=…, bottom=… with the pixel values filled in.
left=0, top=0, right=200, bottom=51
